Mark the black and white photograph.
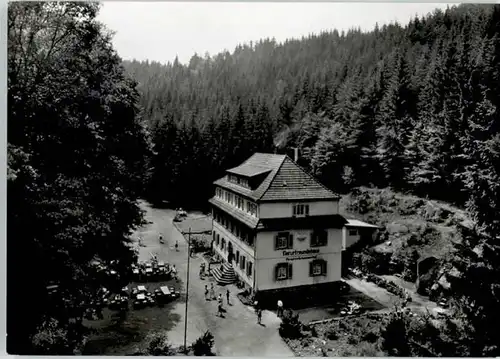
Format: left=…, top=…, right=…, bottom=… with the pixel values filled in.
left=6, top=1, right=500, bottom=356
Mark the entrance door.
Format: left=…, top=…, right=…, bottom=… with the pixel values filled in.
left=227, top=242, right=234, bottom=263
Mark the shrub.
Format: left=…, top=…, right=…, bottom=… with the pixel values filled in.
left=147, top=333, right=173, bottom=356
left=325, top=328, right=339, bottom=340
left=380, top=310, right=411, bottom=356
left=363, top=330, right=379, bottom=343
left=191, top=331, right=215, bottom=356
left=279, top=310, right=303, bottom=339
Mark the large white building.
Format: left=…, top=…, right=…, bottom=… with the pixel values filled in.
left=209, top=153, right=348, bottom=300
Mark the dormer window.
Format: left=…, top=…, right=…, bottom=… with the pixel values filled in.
left=293, top=204, right=309, bottom=217
left=228, top=173, right=249, bottom=188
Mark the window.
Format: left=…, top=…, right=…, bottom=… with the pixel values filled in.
left=247, top=261, right=253, bottom=277
left=236, top=251, right=240, bottom=264
left=240, top=256, right=246, bottom=270
left=216, top=234, right=220, bottom=246
left=349, top=229, right=358, bottom=236
left=275, top=232, right=293, bottom=250
left=293, top=204, right=310, bottom=216
left=247, top=202, right=257, bottom=217
left=309, top=259, right=327, bottom=277
left=311, top=229, right=328, bottom=247
left=275, top=263, right=293, bottom=281
left=221, top=238, right=226, bottom=250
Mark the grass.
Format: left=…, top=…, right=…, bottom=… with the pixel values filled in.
left=82, top=280, right=183, bottom=355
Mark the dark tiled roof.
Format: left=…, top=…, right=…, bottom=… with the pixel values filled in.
left=209, top=197, right=259, bottom=229
left=213, top=153, right=339, bottom=202
left=260, top=157, right=340, bottom=201
left=257, top=215, right=348, bottom=231
left=214, top=153, right=286, bottom=200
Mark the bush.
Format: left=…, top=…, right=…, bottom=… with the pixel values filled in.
left=147, top=333, right=173, bottom=356
left=325, top=328, right=339, bottom=340
left=380, top=311, right=411, bottom=356
left=191, top=331, right=215, bottom=356
left=279, top=310, right=303, bottom=339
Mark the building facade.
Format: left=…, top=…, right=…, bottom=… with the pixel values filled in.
left=209, top=153, right=348, bottom=297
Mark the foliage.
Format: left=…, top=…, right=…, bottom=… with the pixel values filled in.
left=124, top=4, right=499, bottom=211
left=7, top=2, right=150, bottom=354
left=146, top=333, right=173, bottom=356
left=381, top=309, right=412, bottom=356
left=279, top=310, right=304, bottom=339
left=191, top=331, right=215, bottom=356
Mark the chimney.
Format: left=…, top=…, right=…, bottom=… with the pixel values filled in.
left=294, top=148, right=299, bottom=162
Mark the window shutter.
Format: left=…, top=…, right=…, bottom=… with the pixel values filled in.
left=309, top=261, right=314, bottom=277
left=288, top=263, right=293, bottom=279
left=288, top=233, right=294, bottom=249
left=274, top=235, right=279, bottom=250
left=322, top=260, right=327, bottom=275
left=274, top=265, right=279, bottom=281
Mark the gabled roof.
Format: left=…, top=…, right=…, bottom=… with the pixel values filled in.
left=213, top=153, right=340, bottom=202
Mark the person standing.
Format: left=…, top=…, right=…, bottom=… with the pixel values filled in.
left=226, top=289, right=230, bottom=305
left=171, top=264, right=178, bottom=282
left=204, top=285, right=209, bottom=301
left=210, top=283, right=216, bottom=300
left=257, top=307, right=262, bottom=324
left=175, top=240, right=179, bottom=252
left=277, top=299, right=284, bottom=317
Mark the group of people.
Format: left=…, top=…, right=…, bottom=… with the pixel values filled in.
left=204, top=283, right=231, bottom=317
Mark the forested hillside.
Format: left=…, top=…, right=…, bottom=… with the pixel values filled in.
left=124, top=4, right=499, bottom=226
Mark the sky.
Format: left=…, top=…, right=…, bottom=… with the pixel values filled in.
left=97, top=2, right=457, bottom=65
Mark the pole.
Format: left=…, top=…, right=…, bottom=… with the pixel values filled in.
left=183, top=228, right=191, bottom=352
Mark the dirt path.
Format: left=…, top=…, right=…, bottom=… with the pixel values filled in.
left=135, top=201, right=294, bottom=356
left=344, top=276, right=441, bottom=316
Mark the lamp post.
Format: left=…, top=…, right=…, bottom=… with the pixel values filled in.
left=183, top=228, right=191, bottom=352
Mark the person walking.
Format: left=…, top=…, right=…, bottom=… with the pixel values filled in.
left=277, top=299, right=284, bottom=318
left=226, top=289, right=230, bottom=305
left=175, top=240, right=179, bottom=252
left=217, top=302, right=224, bottom=317
left=204, top=285, right=209, bottom=301
left=257, top=307, right=262, bottom=324
left=159, top=234, right=163, bottom=243
left=217, top=293, right=224, bottom=317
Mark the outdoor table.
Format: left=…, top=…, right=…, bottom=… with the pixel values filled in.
left=160, top=286, right=171, bottom=296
